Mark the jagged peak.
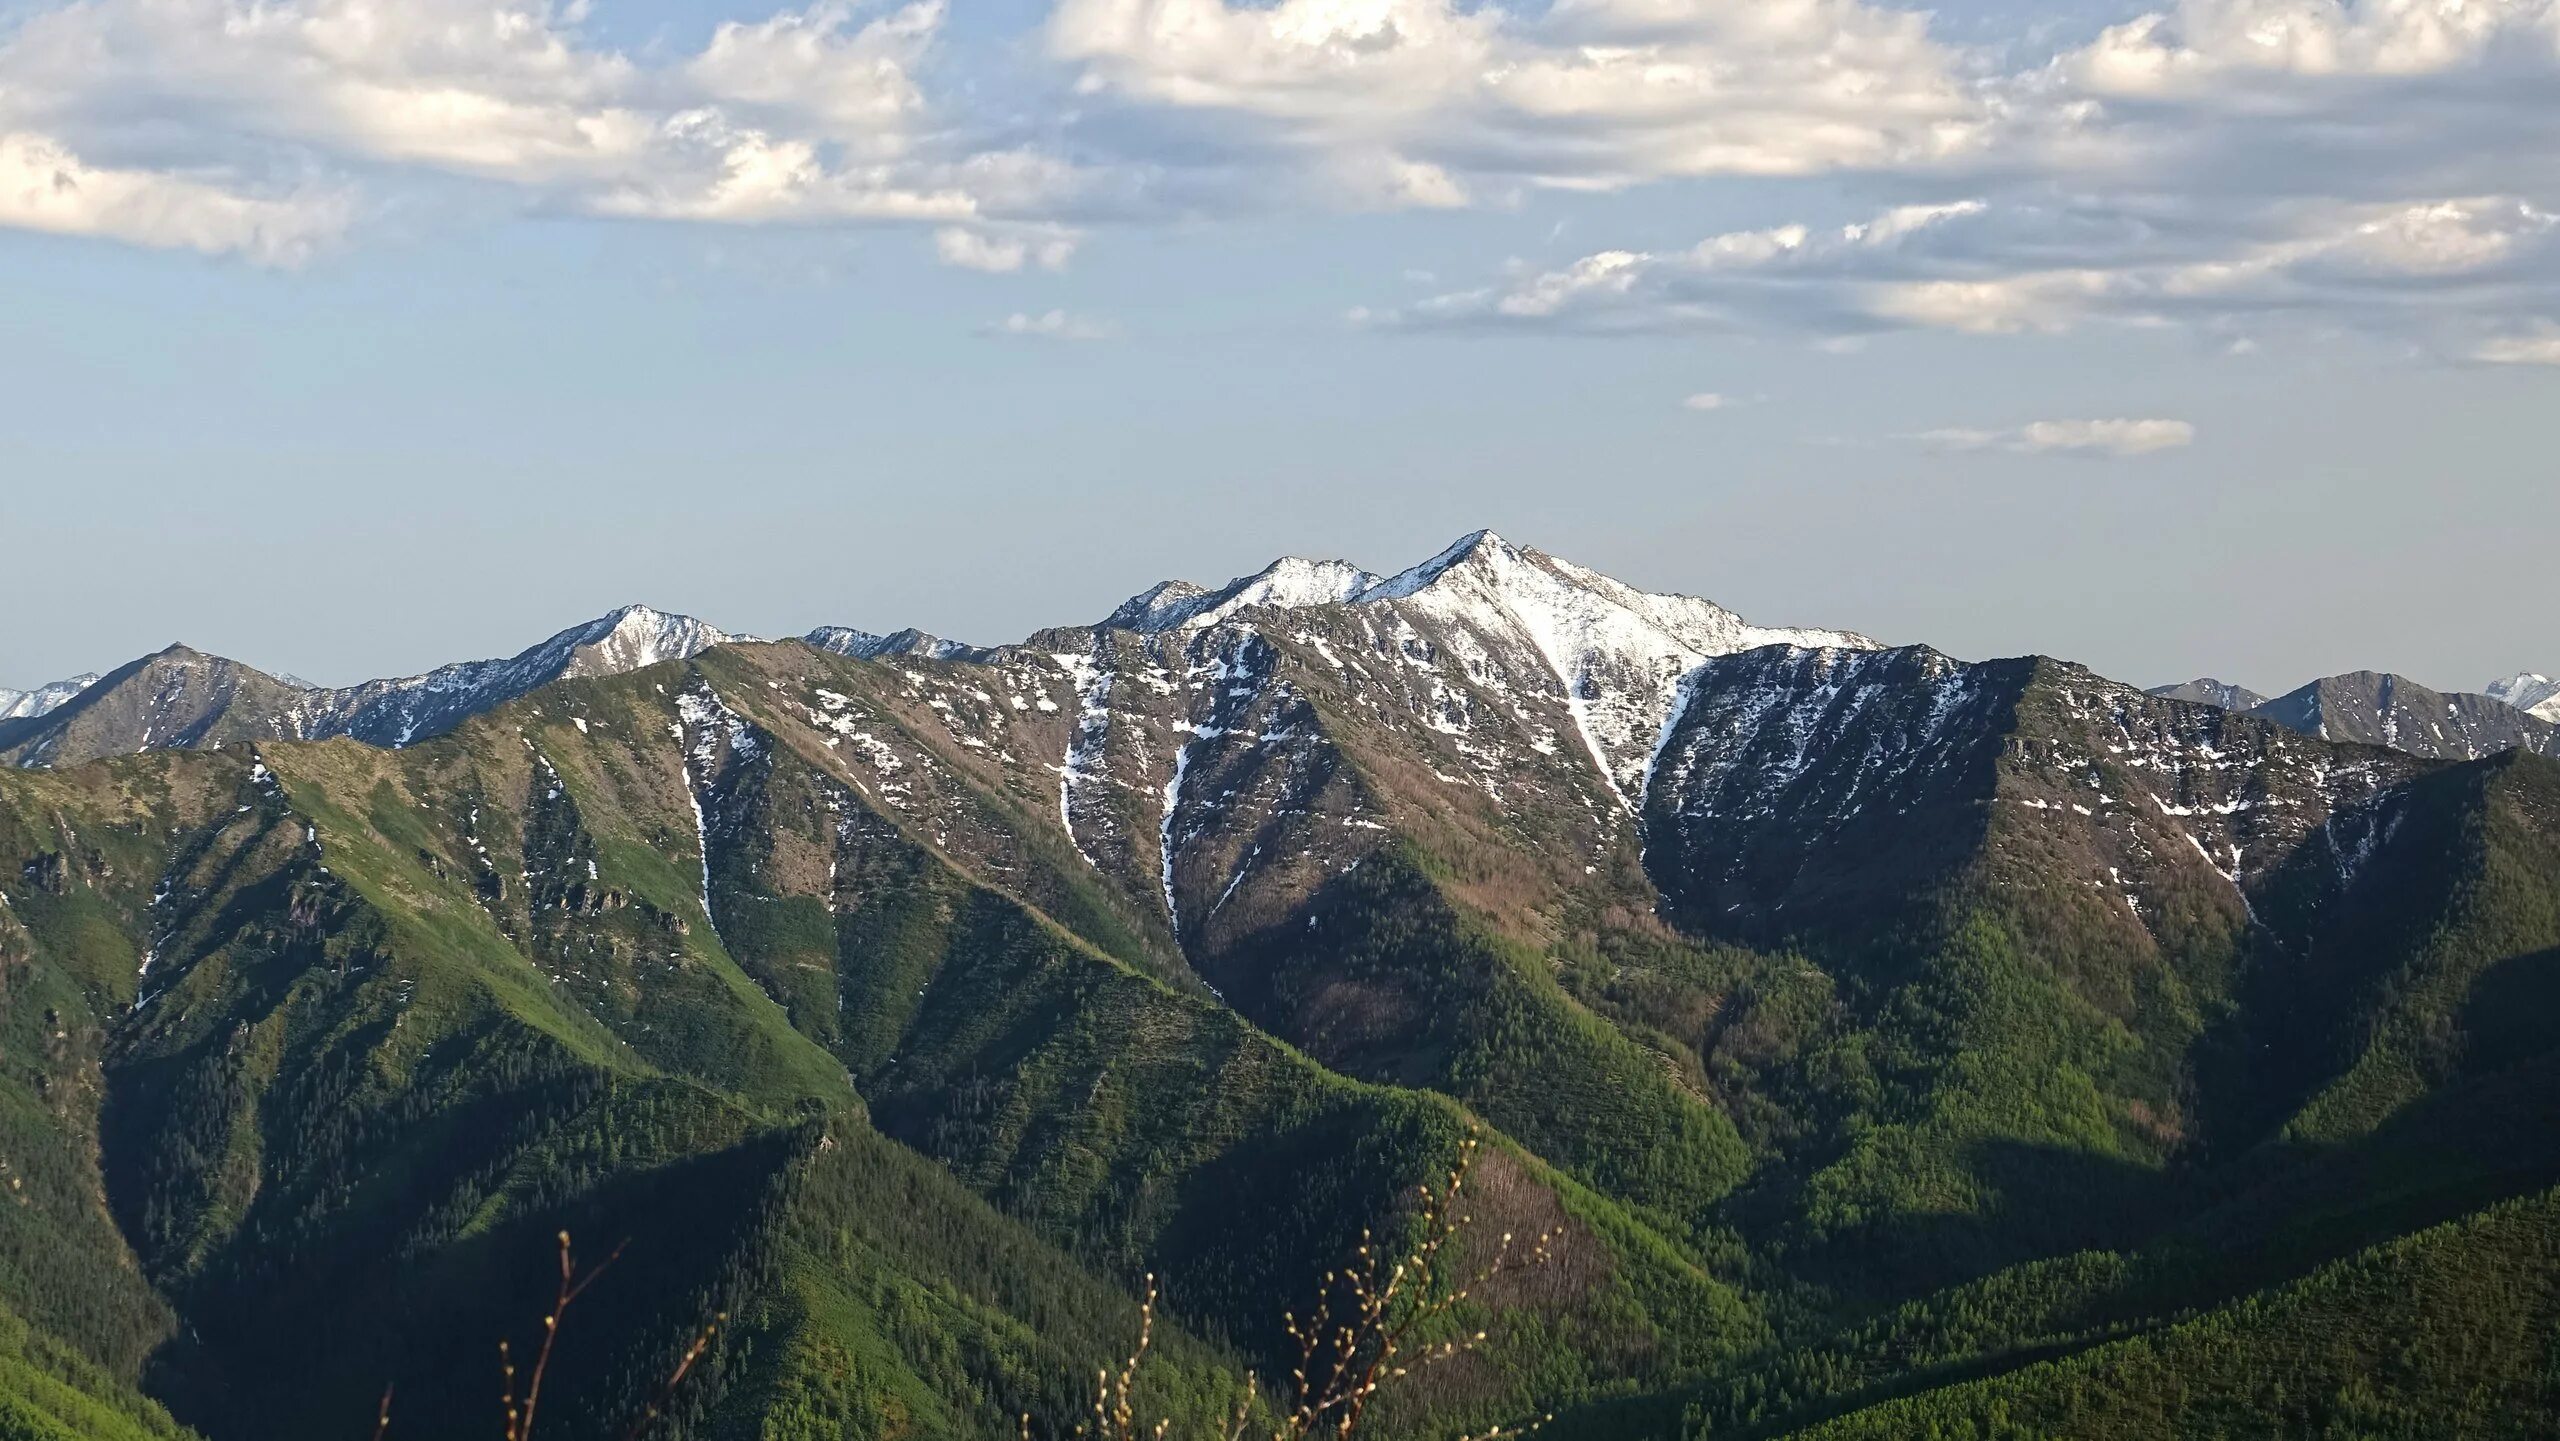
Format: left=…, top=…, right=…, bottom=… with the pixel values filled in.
left=592, top=601, right=671, bottom=632
left=0, top=672, right=101, bottom=722
left=537, top=605, right=735, bottom=679
left=2145, top=677, right=2270, bottom=711
left=572, top=603, right=726, bottom=646
left=1103, top=580, right=1214, bottom=631
left=2486, top=672, right=2560, bottom=718
left=133, top=644, right=280, bottom=677
left=805, top=625, right=888, bottom=657
left=1357, top=529, right=1507, bottom=602
left=806, top=626, right=988, bottom=662
left=1699, top=637, right=1958, bottom=675
left=1104, top=557, right=1381, bottom=633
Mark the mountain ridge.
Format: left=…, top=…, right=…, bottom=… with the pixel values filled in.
left=2248, top=669, right=2560, bottom=762
left=2145, top=676, right=2269, bottom=711
left=0, top=605, right=739, bottom=768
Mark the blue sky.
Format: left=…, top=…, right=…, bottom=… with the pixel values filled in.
left=2, top=0, right=2554, bottom=697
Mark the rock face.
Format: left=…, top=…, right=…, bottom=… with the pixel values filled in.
left=0, top=646, right=317, bottom=768
left=2147, top=677, right=2270, bottom=711
left=1645, top=644, right=2420, bottom=952
left=2248, top=670, right=2560, bottom=761
left=0, top=605, right=737, bottom=768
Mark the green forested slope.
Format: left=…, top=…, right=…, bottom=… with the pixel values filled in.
left=0, top=635, right=2557, bottom=1441
left=0, top=647, right=1766, bottom=1440
left=1794, top=1184, right=2560, bottom=1440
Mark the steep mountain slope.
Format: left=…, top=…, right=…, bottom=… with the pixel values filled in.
left=0, top=647, right=321, bottom=769
left=769, top=531, right=1885, bottom=1246
left=0, top=675, right=98, bottom=722
left=665, top=638, right=1765, bottom=1369
left=1629, top=644, right=2449, bottom=1290
left=0, top=639, right=1767, bottom=1441
left=779, top=536, right=2558, bottom=1311
left=2250, top=670, right=2560, bottom=760
left=2489, top=671, right=2560, bottom=722
left=1525, top=646, right=2560, bottom=1439
left=1646, top=646, right=2417, bottom=958
left=0, top=607, right=735, bottom=769
left=317, top=603, right=735, bottom=744
left=2144, top=676, right=2267, bottom=710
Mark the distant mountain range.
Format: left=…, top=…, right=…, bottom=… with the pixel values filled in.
left=0, top=672, right=98, bottom=721
left=2148, top=670, right=2560, bottom=762
left=2489, top=672, right=2560, bottom=723
left=18, top=539, right=2542, bottom=778
left=2145, top=677, right=2269, bottom=711
left=4, top=531, right=2560, bottom=1440
left=0, top=605, right=735, bottom=769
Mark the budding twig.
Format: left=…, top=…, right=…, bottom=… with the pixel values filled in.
left=1022, top=1131, right=1557, bottom=1441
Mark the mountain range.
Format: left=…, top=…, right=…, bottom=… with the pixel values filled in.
left=2, top=530, right=2559, bottom=1440
left=11, top=545, right=2549, bottom=780
left=2148, top=671, right=2560, bottom=762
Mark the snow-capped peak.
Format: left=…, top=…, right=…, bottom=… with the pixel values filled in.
left=1089, top=529, right=1878, bottom=807
left=2486, top=672, right=2560, bottom=722
left=1103, top=581, right=1215, bottom=631
left=806, top=625, right=890, bottom=657
left=1217, top=557, right=1379, bottom=617
left=0, top=673, right=100, bottom=722
left=1106, top=557, right=1381, bottom=632
left=560, top=605, right=736, bottom=679
left=1358, top=529, right=1502, bottom=602
left=806, top=626, right=991, bottom=663
left=1350, top=531, right=1880, bottom=805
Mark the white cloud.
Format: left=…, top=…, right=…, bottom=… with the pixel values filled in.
left=982, top=307, right=1115, bottom=339
left=1047, top=0, right=1982, bottom=204
left=1344, top=0, right=2560, bottom=359
left=0, top=0, right=2547, bottom=372
left=1912, top=418, right=2196, bottom=456
left=0, top=130, right=348, bottom=263
left=1680, top=392, right=1751, bottom=410
left=2063, top=0, right=2560, bottom=97
left=1387, top=192, right=2560, bottom=355
left=1391, top=201, right=1988, bottom=333
left=686, top=1, right=941, bottom=137
left=2475, top=323, right=2560, bottom=365
left=935, top=224, right=1079, bottom=272
left=0, top=0, right=1091, bottom=255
